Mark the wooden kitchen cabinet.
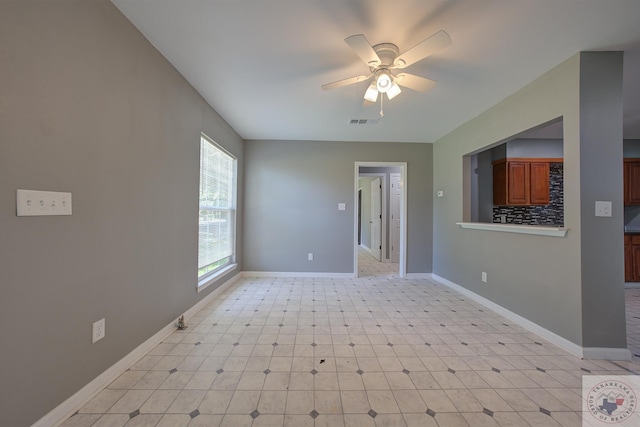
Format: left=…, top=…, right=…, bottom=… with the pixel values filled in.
left=624, top=159, right=640, bottom=205
left=625, top=234, right=640, bottom=282
left=492, top=158, right=553, bottom=206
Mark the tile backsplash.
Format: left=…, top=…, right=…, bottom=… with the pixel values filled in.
left=492, top=162, right=564, bottom=226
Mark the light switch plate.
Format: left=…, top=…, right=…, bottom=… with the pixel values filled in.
left=338, top=203, right=346, bottom=211
left=17, top=189, right=72, bottom=216
left=595, top=201, right=612, bottom=217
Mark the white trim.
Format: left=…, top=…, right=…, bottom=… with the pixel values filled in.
left=456, top=222, right=568, bottom=237
left=431, top=274, right=583, bottom=358
left=242, top=271, right=355, bottom=278
left=197, top=263, right=238, bottom=292
left=405, top=273, right=433, bottom=279
left=583, top=347, right=632, bottom=361
left=36, top=272, right=242, bottom=427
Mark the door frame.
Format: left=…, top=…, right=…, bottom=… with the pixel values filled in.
left=354, top=162, right=407, bottom=278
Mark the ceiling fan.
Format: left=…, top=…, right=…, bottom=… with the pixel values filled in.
left=321, top=30, right=451, bottom=105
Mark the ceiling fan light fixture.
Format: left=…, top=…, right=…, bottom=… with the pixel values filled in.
left=364, top=83, right=379, bottom=102
left=376, top=70, right=392, bottom=93
left=386, top=82, right=402, bottom=100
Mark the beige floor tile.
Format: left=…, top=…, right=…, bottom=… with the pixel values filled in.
left=124, top=414, right=162, bottom=427
left=263, top=371, right=290, bottom=390
left=226, top=390, right=261, bottom=414
left=251, top=414, right=284, bottom=427
left=289, top=372, right=314, bottom=390
left=79, top=389, right=127, bottom=414
left=107, top=389, right=155, bottom=414
left=257, top=390, right=287, bottom=414
left=315, top=414, right=346, bottom=427
left=156, top=414, right=191, bottom=427
left=392, top=389, right=428, bottom=413
left=444, top=389, right=484, bottom=412
left=432, top=371, right=466, bottom=389
left=384, top=371, right=415, bottom=389
left=198, top=390, right=233, bottom=414
left=366, top=390, right=401, bottom=413
left=189, top=414, right=224, bottom=427
left=461, top=412, right=501, bottom=427
left=315, top=372, right=340, bottom=390
left=429, top=413, right=470, bottom=427
left=373, top=413, right=407, bottom=427
left=403, top=413, right=439, bottom=427
left=344, top=413, right=376, bottom=427
left=139, top=390, right=180, bottom=413
left=518, top=412, right=562, bottom=426
left=418, top=389, right=458, bottom=413
left=469, top=389, right=514, bottom=412
left=315, top=390, right=342, bottom=414
left=341, top=390, right=372, bottom=413
left=362, top=372, right=391, bottom=390
left=338, top=372, right=364, bottom=390
left=284, top=414, right=314, bottom=427
left=285, top=390, right=314, bottom=414
left=491, top=411, right=530, bottom=427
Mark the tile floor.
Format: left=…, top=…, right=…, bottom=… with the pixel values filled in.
left=62, top=250, right=640, bottom=427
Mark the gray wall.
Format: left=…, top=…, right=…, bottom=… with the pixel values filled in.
left=623, top=139, right=640, bottom=157
left=243, top=140, right=433, bottom=274
left=578, top=52, right=626, bottom=348
left=433, top=52, right=627, bottom=350
left=506, top=138, right=563, bottom=158
left=0, top=2, right=244, bottom=425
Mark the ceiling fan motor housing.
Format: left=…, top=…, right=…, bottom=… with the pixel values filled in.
left=370, top=43, right=399, bottom=70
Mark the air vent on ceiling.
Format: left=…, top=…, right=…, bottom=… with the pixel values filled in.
left=349, top=118, right=379, bottom=125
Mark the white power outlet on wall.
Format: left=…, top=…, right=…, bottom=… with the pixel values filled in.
left=481, top=272, right=487, bottom=283
left=92, top=318, right=105, bottom=343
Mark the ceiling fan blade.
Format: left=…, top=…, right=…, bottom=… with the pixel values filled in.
left=395, top=73, right=437, bottom=92
left=321, top=74, right=371, bottom=91
left=393, top=30, right=451, bottom=69
left=345, top=34, right=381, bottom=67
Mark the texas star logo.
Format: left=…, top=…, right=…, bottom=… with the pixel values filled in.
left=587, top=380, right=637, bottom=424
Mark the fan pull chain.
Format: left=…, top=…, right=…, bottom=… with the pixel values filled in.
left=380, top=94, right=384, bottom=118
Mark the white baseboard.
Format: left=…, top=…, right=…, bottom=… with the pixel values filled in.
left=431, top=274, right=585, bottom=358
left=36, top=272, right=243, bottom=427
left=359, top=244, right=372, bottom=254
left=405, top=273, right=433, bottom=279
left=583, top=347, right=632, bottom=361
left=242, top=271, right=355, bottom=278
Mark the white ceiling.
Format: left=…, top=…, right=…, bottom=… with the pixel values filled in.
left=112, top=0, right=640, bottom=143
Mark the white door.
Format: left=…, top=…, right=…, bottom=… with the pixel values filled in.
left=390, top=173, right=401, bottom=263
left=370, top=177, right=382, bottom=261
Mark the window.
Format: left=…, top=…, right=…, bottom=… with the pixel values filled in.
left=198, top=134, right=236, bottom=284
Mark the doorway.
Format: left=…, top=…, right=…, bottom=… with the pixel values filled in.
left=354, top=162, right=407, bottom=277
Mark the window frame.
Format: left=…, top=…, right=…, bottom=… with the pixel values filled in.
left=197, top=133, right=238, bottom=291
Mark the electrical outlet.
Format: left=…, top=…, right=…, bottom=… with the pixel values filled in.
left=481, top=272, right=487, bottom=283
left=92, top=318, right=105, bottom=343
left=308, top=253, right=313, bottom=261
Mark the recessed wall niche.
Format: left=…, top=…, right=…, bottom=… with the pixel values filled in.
left=466, top=118, right=564, bottom=226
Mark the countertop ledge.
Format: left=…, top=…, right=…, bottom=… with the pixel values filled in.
left=456, top=222, right=568, bottom=237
